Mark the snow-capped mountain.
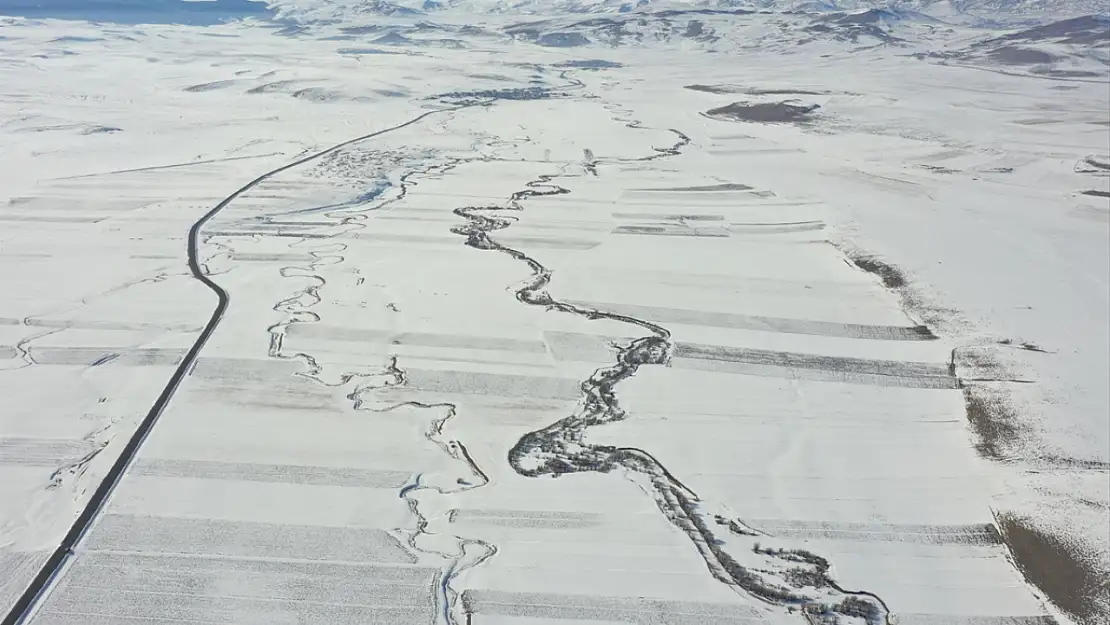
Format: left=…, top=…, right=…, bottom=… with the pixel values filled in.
left=265, top=0, right=1108, bottom=62
left=268, top=0, right=1108, bottom=22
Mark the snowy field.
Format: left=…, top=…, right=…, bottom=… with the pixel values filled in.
left=1, top=2, right=1107, bottom=625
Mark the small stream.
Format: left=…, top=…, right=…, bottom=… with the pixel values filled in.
left=449, top=136, right=891, bottom=625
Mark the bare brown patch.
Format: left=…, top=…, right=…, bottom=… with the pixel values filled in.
left=848, top=255, right=906, bottom=289
left=833, top=245, right=961, bottom=335
left=918, top=164, right=960, bottom=174
left=997, top=513, right=1108, bottom=624
left=962, top=386, right=1022, bottom=460
left=988, top=46, right=1059, bottom=65
left=685, top=84, right=743, bottom=94
left=705, top=101, right=821, bottom=124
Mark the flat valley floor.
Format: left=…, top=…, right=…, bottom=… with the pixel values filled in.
left=1, top=10, right=1107, bottom=625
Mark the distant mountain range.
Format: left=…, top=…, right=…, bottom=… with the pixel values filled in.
left=263, top=0, right=1108, bottom=76
left=269, top=0, right=1108, bottom=23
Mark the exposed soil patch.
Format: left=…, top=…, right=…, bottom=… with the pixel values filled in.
left=184, top=79, right=239, bottom=92
left=82, top=125, right=121, bottom=135
left=918, top=164, right=959, bottom=174
left=247, top=80, right=307, bottom=94
left=705, top=101, right=820, bottom=124
left=637, top=183, right=753, bottom=192
left=685, top=84, right=825, bottom=96
left=953, top=344, right=1038, bottom=382
left=997, top=513, right=1108, bottom=624
left=848, top=254, right=906, bottom=289
left=555, top=59, right=622, bottom=69
left=993, top=14, right=1110, bottom=46
left=988, top=46, right=1059, bottom=65
left=837, top=245, right=961, bottom=335
left=686, top=84, right=744, bottom=94
left=337, top=47, right=400, bottom=56
left=1031, top=68, right=1104, bottom=78
left=962, top=385, right=1022, bottom=460
left=537, top=32, right=590, bottom=47
left=747, top=88, right=825, bottom=96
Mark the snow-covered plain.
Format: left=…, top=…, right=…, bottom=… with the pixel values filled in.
left=0, top=3, right=1107, bottom=625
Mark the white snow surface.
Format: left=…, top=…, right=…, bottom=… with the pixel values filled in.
left=0, top=6, right=1107, bottom=625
